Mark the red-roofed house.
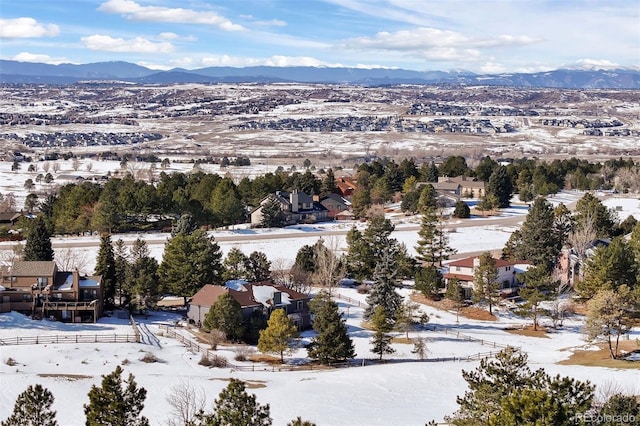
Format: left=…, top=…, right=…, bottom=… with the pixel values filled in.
left=187, top=282, right=312, bottom=330
left=444, top=256, right=530, bottom=299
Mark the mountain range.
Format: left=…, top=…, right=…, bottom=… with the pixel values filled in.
left=1, top=60, right=639, bottom=89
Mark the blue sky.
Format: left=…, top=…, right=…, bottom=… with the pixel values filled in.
left=1, top=0, right=638, bottom=73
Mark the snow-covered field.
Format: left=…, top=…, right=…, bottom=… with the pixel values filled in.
left=1, top=158, right=640, bottom=425
left=1, top=286, right=639, bottom=426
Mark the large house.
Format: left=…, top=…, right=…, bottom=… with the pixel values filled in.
left=319, top=193, right=352, bottom=219
left=0, top=261, right=103, bottom=322
left=250, top=190, right=329, bottom=227
left=556, top=239, right=611, bottom=289
left=188, top=281, right=312, bottom=330
left=443, top=256, right=530, bottom=299
left=417, top=176, right=486, bottom=206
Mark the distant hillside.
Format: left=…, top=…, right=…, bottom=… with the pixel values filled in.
left=1, top=60, right=638, bottom=88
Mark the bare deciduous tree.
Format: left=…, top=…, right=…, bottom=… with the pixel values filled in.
left=568, top=212, right=597, bottom=282
left=55, top=248, right=89, bottom=272
left=86, top=161, right=93, bottom=172
left=312, top=237, right=346, bottom=295
left=72, top=157, right=81, bottom=171
left=166, top=380, right=206, bottom=426
left=52, top=162, right=60, bottom=173
left=42, top=162, right=50, bottom=173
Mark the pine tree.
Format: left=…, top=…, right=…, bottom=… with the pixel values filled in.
left=84, top=366, right=149, bottom=426
left=574, top=192, right=615, bottom=238
left=158, top=230, right=223, bottom=304
left=257, top=309, right=298, bottom=363
left=23, top=216, right=54, bottom=261
left=210, top=178, right=244, bottom=227
left=260, top=196, right=285, bottom=228
left=203, top=293, right=245, bottom=340
left=473, top=252, right=499, bottom=315
left=446, top=348, right=594, bottom=426
left=307, top=292, right=355, bottom=364
left=519, top=264, right=555, bottom=330
left=578, top=237, right=638, bottom=300
left=95, top=233, right=117, bottom=309
left=287, top=417, right=316, bottom=426
left=197, top=379, right=271, bottom=426
left=415, top=207, right=456, bottom=267
left=346, top=215, right=399, bottom=280
left=363, top=248, right=402, bottom=323
left=125, top=238, right=159, bottom=312
left=113, top=238, right=130, bottom=307
left=486, top=165, right=513, bottom=208
left=453, top=201, right=470, bottom=218
left=414, top=265, right=444, bottom=299
left=246, top=251, right=272, bottom=282
left=222, top=248, right=249, bottom=281
left=445, top=277, right=464, bottom=323
left=321, top=168, right=337, bottom=196
left=509, top=197, right=561, bottom=272
left=370, top=305, right=395, bottom=360
left=417, top=184, right=437, bottom=212
left=171, top=213, right=198, bottom=237
left=1, top=384, right=57, bottom=426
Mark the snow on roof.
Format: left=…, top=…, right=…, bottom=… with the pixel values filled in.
left=79, top=277, right=99, bottom=288
left=225, top=279, right=248, bottom=291
left=252, top=284, right=291, bottom=307
left=58, top=274, right=73, bottom=290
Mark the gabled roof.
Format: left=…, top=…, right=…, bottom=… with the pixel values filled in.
left=320, top=193, right=351, bottom=205
left=11, top=261, right=57, bottom=277
left=0, top=211, right=22, bottom=222
left=190, top=282, right=311, bottom=309
left=446, top=256, right=519, bottom=268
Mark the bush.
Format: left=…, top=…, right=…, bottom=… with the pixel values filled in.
left=139, top=352, right=160, bottom=363
left=357, top=284, right=370, bottom=294
left=199, top=354, right=228, bottom=368
left=5, top=357, right=17, bottom=366
left=234, top=346, right=255, bottom=362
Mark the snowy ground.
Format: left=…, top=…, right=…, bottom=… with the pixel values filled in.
left=1, top=287, right=639, bottom=426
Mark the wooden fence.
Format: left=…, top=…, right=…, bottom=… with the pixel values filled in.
left=0, top=334, right=138, bottom=345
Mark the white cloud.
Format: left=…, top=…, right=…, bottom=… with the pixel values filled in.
left=81, top=34, right=174, bottom=53
left=157, top=32, right=178, bottom=40
left=12, top=52, right=69, bottom=65
left=98, top=0, right=245, bottom=31
left=479, top=62, right=507, bottom=74
left=343, top=27, right=540, bottom=51
left=0, top=17, right=60, bottom=39
left=252, top=19, right=287, bottom=27
left=571, top=59, right=622, bottom=70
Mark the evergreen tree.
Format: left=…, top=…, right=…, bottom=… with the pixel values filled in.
left=222, top=248, right=249, bottom=282
left=486, top=165, right=513, bottom=208
left=363, top=248, right=402, bottom=323
left=417, top=184, right=437, bottom=212
left=574, top=193, right=615, bottom=238
left=420, top=161, right=439, bottom=182
left=125, top=238, right=159, bottom=312
left=350, top=187, right=371, bottom=218
left=23, top=216, right=54, bottom=261
left=113, top=239, right=130, bottom=307
left=453, top=201, right=470, bottom=218
left=84, top=366, right=149, bottom=426
left=598, top=393, right=640, bottom=425
left=415, top=207, right=456, bottom=266
left=196, top=379, right=271, bottom=426
left=400, top=188, right=420, bottom=214
left=508, top=197, right=561, bottom=272
left=260, top=196, right=285, bottom=228
left=445, top=277, right=464, bottom=323
left=370, top=305, right=395, bottom=360
left=518, top=264, right=555, bottom=330
left=1, top=384, right=57, bottom=426
left=95, top=233, right=117, bottom=309
left=321, top=168, right=337, bottom=196
left=210, top=178, right=244, bottom=227
left=287, top=417, right=316, bottom=426
left=307, top=292, right=355, bottom=364
left=246, top=251, right=272, bottom=282
left=446, top=348, right=594, bottom=426
left=203, top=293, right=245, bottom=340
left=158, top=230, right=223, bottom=304
left=578, top=237, right=638, bottom=299
left=257, top=309, right=298, bottom=363
left=346, top=215, right=399, bottom=280
left=473, top=252, right=499, bottom=315
left=171, top=213, right=198, bottom=237
left=414, top=265, right=444, bottom=300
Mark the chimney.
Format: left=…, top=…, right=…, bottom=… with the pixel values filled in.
left=313, top=194, right=320, bottom=202
left=72, top=268, right=80, bottom=293
left=290, top=190, right=299, bottom=213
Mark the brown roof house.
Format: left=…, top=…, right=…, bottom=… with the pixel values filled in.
left=443, top=256, right=530, bottom=299
left=188, top=281, right=312, bottom=330
left=0, top=261, right=103, bottom=322
left=250, top=190, right=329, bottom=227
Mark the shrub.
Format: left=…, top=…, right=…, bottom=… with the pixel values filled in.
left=5, top=357, right=17, bottom=366
left=121, top=358, right=130, bottom=365
left=139, top=352, right=160, bottom=363
left=198, top=354, right=214, bottom=367
left=199, top=354, right=228, bottom=368
left=234, top=346, right=255, bottom=362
